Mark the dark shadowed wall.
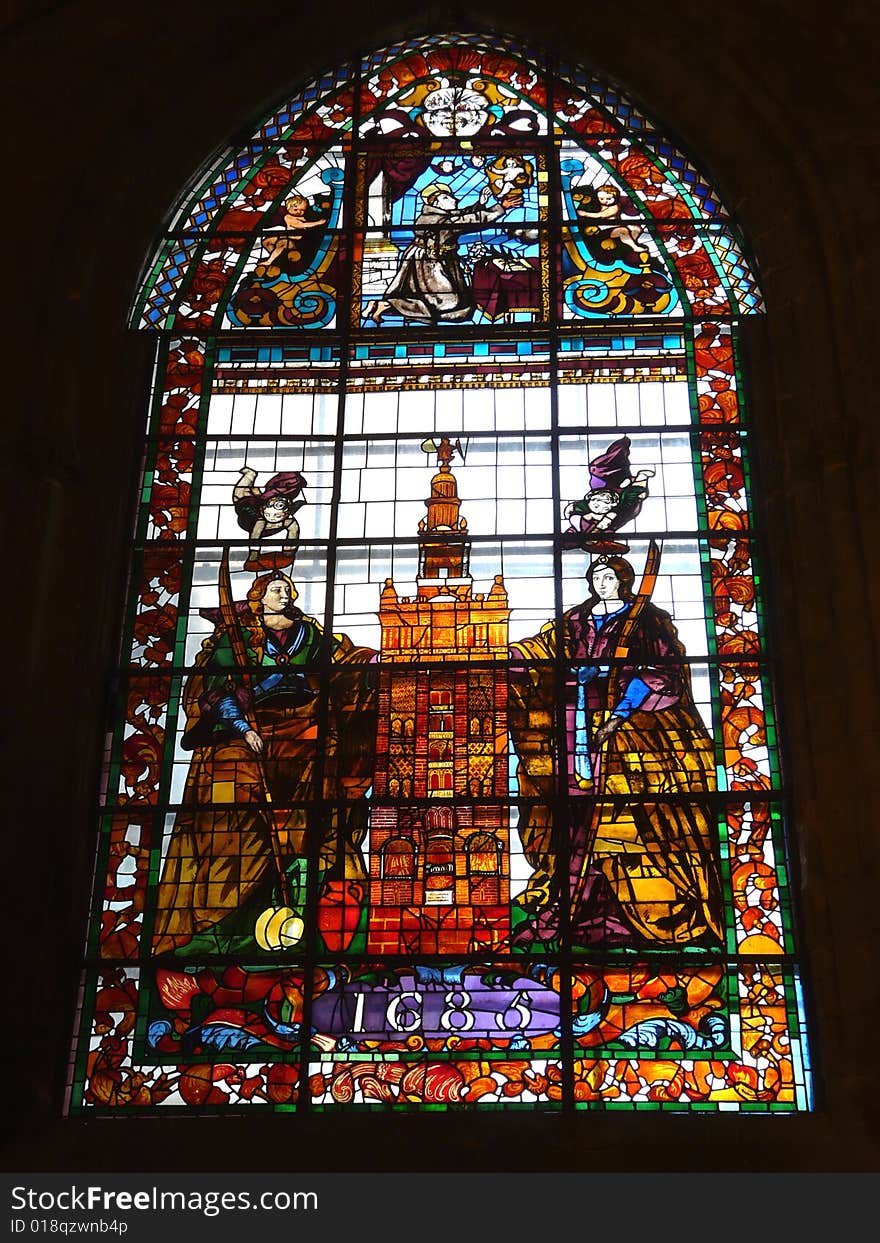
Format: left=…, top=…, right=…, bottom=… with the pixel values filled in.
left=2, top=0, right=878, bottom=1172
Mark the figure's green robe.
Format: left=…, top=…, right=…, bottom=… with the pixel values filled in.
left=152, top=614, right=376, bottom=956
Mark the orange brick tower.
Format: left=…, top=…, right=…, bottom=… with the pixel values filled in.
left=367, top=438, right=511, bottom=954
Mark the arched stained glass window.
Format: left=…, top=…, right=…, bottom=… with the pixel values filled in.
left=68, top=31, right=812, bottom=1114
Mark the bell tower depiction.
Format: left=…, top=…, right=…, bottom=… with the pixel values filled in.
left=368, top=438, right=511, bottom=954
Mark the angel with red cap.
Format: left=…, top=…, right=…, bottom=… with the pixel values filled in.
left=232, top=466, right=307, bottom=571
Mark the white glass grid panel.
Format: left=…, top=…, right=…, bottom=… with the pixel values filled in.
left=285, top=391, right=340, bottom=436
left=558, top=379, right=691, bottom=429
left=207, top=390, right=342, bottom=436
left=345, top=383, right=552, bottom=436
left=205, top=392, right=235, bottom=435
left=338, top=435, right=554, bottom=541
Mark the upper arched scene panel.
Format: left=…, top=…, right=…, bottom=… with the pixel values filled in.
left=133, top=32, right=763, bottom=334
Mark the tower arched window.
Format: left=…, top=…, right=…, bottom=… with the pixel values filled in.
left=69, top=30, right=811, bottom=1115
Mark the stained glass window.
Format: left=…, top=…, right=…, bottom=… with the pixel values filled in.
left=68, top=32, right=812, bottom=1114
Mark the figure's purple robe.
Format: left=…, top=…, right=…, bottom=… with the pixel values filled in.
left=509, top=600, right=723, bottom=947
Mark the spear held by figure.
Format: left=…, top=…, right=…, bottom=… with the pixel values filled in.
left=217, top=547, right=302, bottom=950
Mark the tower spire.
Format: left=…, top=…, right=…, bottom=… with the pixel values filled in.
left=418, top=437, right=470, bottom=588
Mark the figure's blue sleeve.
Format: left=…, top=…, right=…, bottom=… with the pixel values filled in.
left=215, top=695, right=251, bottom=735
left=612, top=677, right=651, bottom=719
left=253, top=671, right=285, bottom=697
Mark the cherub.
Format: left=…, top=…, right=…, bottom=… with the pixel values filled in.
left=232, top=468, right=308, bottom=571
left=575, top=183, right=647, bottom=260
left=563, top=435, right=655, bottom=551
left=256, top=194, right=327, bottom=274
left=565, top=486, right=627, bottom=533
left=474, top=154, right=534, bottom=210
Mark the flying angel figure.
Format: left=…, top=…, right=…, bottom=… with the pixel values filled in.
left=232, top=467, right=308, bottom=571
left=563, top=435, right=655, bottom=552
